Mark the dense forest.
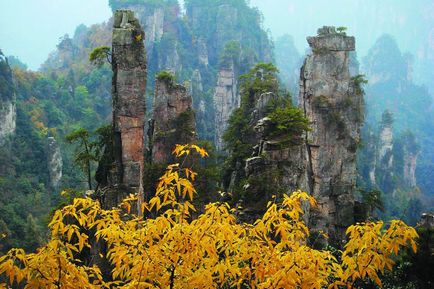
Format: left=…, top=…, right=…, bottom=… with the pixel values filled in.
left=0, top=0, right=433, bottom=288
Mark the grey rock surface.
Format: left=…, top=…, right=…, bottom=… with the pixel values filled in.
left=47, top=137, right=63, bottom=189
left=214, top=66, right=239, bottom=151
left=299, top=26, right=364, bottom=242
left=150, top=77, right=196, bottom=164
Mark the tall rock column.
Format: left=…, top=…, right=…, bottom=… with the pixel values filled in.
left=378, top=110, right=394, bottom=166
left=47, top=137, right=63, bottom=189
left=150, top=74, right=196, bottom=164
left=214, top=66, right=239, bottom=151
left=376, top=110, right=394, bottom=191
left=112, top=10, right=147, bottom=192
left=299, top=27, right=364, bottom=241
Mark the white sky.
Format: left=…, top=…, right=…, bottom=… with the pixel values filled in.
left=0, top=0, right=431, bottom=70
left=0, top=0, right=112, bottom=70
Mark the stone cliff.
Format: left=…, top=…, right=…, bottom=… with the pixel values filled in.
left=213, top=66, right=238, bottom=151
left=221, top=63, right=311, bottom=222
left=299, top=26, right=364, bottom=241
left=403, top=143, right=419, bottom=188
left=378, top=110, right=394, bottom=168
left=243, top=92, right=307, bottom=219
left=149, top=73, right=196, bottom=164
left=0, top=51, right=16, bottom=145
left=364, top=110, right=420, bottom=194
left=107, top=0, right=274, bottom=146
left=112, top=10, right=147, bottom=191
left=47, top=137, right=63, bottom=189
left=97, top=10, right=147, bottom=207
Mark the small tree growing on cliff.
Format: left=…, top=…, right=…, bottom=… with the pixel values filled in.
left=156, top=70, right=176, bottom=86
left=65, top=128, right=98, bottom=190
left=337, top=26, right=348, bottom=35
left=89, top=46, right=111, bottom=66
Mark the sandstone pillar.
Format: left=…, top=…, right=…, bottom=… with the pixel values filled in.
left=112, top=10, right=147, bottom=191
left=150, top=74, right=196, bottom=164
left=299, top=26, right=364, bottom=242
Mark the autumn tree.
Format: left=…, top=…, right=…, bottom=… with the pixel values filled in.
left=0, top=145, right=418, bottom=289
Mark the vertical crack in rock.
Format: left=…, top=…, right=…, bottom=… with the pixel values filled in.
left=299, top=26, right=364, bottom=242
left=111, top=10, right=147, bottom=193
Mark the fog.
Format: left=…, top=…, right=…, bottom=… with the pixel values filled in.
left=250, top=0, right=433, bottom=57
left=0, top=0, right=111, bottom=70
left=1, top=0, right=432, bottom=75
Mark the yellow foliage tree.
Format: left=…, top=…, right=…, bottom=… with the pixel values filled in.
left=0, top=144, right=418, bottom=289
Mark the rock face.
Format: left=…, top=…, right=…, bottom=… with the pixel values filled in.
left=150, top=76, right=196, bottom=164
left=400, top=132, right=420, bottom=190
left=299, top=26, right=364, bottom=241
left=379, top=113, right=393, bottom=167
left=420, top=213, right=434, bottom=229
left=113, top=4, right=173, bottom=51
left=243, top=92, right=307, bottom=219
left=197, top=39, right=209, bottom=67
left=214, top=66, right=239, bottom=151
left=0, top=52, right=16, bottom=145
left=0, top=102, right=15, bottom=145
left=47, top=137, right=63, bottom=189
left=215, top=5, right=240, bottom=54
left=111, top=2, right=181, bottom=73
left=109, top=0, right=274, bottom=145
left=366, top=111, right=419, bottom=192
left=111, top=10, right=147, bottom=192
left=403, top=150, right=418, bottom=188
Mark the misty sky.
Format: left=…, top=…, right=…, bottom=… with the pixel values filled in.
left=0, top=0, right=432, bottom=70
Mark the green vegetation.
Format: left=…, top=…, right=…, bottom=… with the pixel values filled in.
left=351, top=74, right=368, bottom=94
left=336, top=26, right=347, bottom=34
left=219, top=40, right=241, bottom=69
left=156, top=70, right=176, bottom=85
left=266, top=106, right=310, bottom=145
left=223, top=63, right=281, bottom=158
left=65, top=128, right=97, bottom=190
left=6, top=55, right=28, bottom=70
left=313, top=95, right=330, bottom=109
left=89, top=46, right=111, bottom=66
left=223, top=63, right=309, bottom=199
left=239, top=63, right=279, bottom=97
left=0, top=50, right=14, bottom=101
left=357, top=34, right=434, bottom=224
